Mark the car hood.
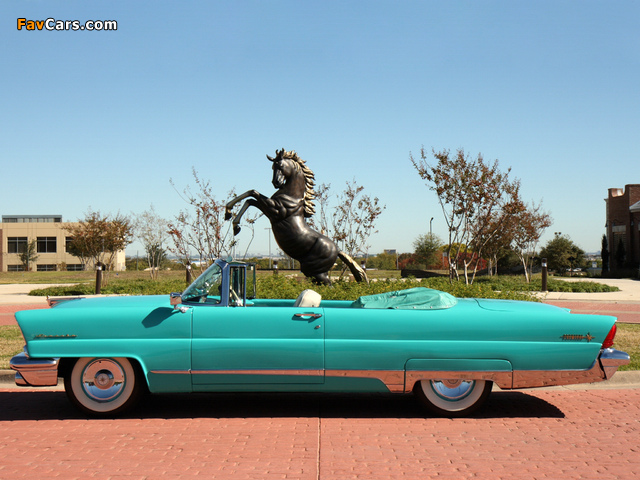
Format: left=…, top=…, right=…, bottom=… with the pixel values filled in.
left=48, top=294, right=170, bottom=310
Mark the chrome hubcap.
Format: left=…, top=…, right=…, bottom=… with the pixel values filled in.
left=81, top=359, right=125, bottom=402
left=431, top=379, right=475, bottom=401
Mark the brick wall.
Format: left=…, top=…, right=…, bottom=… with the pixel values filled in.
left=607, top=184, right=640, bottom=270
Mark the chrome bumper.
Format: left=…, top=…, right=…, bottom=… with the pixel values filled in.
left=510, top=348, right=630, bottom=389
left=10, top=352, right=59, bottom=387
left=600, top=348, right=630, bottom=379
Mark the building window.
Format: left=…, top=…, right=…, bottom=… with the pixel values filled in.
left=37, top=237, right=57, bottom=253
left=7, top=237, right=28, bottom=254
left=66, top=264, right=85, bottom=271
left=36, top=264, right=57, bottom=272
left=65, top=237, right=74, bottom=252
left=8, top=265, right=26, bottom=272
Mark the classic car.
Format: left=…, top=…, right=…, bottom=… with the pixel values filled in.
left=11, top=258, right=630, bottom=417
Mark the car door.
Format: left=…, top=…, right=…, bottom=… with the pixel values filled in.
left=191, top=304, right=325, bottom=385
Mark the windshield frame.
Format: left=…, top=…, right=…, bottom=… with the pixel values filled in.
left=182, top=259, right=226, bottom=305
left=181, top=258, right=254, bottom=306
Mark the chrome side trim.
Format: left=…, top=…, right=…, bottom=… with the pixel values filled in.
left=10, top=352, right=59, bottom=387
left=192, top=369, right=324, bottom=377
left=150, top=370, right=191, bottom=375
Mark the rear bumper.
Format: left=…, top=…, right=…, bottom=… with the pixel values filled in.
left=510, top=348, right=630, bottom=389
left=600, top=348, right=630, bottom=380
left=10, top=352, right=59, bottom=387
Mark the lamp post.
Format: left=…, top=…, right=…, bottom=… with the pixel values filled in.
left=430, top=217, right=434, bottom=238
left=265, top=228, right=272, bottom=269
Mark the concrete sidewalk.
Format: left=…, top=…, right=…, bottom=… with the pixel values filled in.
left=540, top=277, right=640, bottom=302
left=0, top=283, right=65, bottom=305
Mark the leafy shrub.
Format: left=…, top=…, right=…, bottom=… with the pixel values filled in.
left=29, top=272, right=616, bottom=301
left=474, top=276, right=619, bottom=293
left=29, top=278, right=186, bottom=297
left=256, top=275, right=537, bottom=302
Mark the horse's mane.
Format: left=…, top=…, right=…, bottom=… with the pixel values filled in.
left=271, top=149, right=316, bottom=217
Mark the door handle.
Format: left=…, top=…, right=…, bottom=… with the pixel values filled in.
left=294, top=313, right=323, bottom=320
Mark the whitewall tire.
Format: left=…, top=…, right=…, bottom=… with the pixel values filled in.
left=64, top=357, right=142, bottom=416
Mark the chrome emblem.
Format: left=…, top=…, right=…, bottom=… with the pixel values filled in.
left=562, top=332, right=594, bottom=342
left=34, top=334, right=77, bottom=339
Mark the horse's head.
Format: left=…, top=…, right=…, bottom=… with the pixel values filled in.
left=267, top=149, right=316, bottom=217
left=268, top=149, right=295, bottom=189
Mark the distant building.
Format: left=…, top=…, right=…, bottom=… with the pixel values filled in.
left=605, top=185, right=640, bottom=271
left=0, top=215, right=126, bottom=272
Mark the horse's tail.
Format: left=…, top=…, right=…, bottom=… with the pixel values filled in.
left=338, top=251, right=369, bottom=284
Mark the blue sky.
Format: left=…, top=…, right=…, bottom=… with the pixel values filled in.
left=2, top=1, right=638, bottom=257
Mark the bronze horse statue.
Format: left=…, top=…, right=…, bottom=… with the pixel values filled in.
left=225, top=149, right=367, bottom=285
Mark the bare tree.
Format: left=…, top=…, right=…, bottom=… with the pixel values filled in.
left=307, top=182, right=332, bottom=236
left=168, top=168, right=252, bottom=269
left=510, top=200, right=553, bottom=282
left=134, top=205, right=169, bottom=280
left=307, top=180, right=385, bottom=271
left=331, top=180, right=385, bottom=259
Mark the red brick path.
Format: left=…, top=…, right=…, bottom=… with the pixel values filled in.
left=544, top=301, right=640, bottom=324
left=0, top=304, right=48, bottom=326
left=0, top=388, right=639, bottom=479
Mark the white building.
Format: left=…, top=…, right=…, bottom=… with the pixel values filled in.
left=0, top=215, right=126, bottom=272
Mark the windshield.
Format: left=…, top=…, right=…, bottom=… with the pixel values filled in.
left=182, top=262, right=223, bottom=303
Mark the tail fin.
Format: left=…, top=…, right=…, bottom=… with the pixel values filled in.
left=337, top=251, right=369, bottom=284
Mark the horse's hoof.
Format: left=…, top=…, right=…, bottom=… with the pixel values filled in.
left=233, top=225, right=241, bottom=236
left=224, top=211, right=232, bottom=221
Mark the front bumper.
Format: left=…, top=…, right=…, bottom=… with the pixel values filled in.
left=10, top=352, right=59, bottom=387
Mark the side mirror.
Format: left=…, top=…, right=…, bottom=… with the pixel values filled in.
left=170, top=292, right=183, bottom=307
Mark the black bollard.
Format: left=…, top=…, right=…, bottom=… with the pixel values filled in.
left=541, top=258, right=548, bottom=292
left=95, top=262, right=103, bottom=295
left=185, top=262, right=193, bottom=285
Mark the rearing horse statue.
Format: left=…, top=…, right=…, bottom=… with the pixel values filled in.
left=224, top=149, right=367, bottom=285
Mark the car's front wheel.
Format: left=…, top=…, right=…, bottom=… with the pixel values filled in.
left=64, top=357, right=142, bottom=416
left=414, top=379, right=492, bottom=417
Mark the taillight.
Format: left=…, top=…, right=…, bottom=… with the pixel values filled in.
left=602, top=324, right=617, bottom=349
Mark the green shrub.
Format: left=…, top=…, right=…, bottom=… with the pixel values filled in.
left=29, top=278, right=186, bottom=297
left=474, top=275, right=619, bottom=293
left=29, top=272, right=616, bottom=301
left=256, top=275, right=537, bottom=302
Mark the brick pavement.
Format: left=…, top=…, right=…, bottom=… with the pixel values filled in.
left=0, top=304, right=48, bottom=326
left=0, top=388, right=639, bottom=479
left=543, top=301, right=640, bottom=324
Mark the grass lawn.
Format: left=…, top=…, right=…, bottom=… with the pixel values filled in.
left=616, top=324, right=640, bottom=371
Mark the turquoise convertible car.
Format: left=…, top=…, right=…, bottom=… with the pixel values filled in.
left=11, top=259, right=630, bottom=417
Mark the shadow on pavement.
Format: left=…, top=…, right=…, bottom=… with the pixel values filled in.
left=0, top=390, right=564, bottom=421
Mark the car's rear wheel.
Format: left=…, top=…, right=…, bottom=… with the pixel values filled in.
left=64, top=357, right=142, bottom=416
left=414, top=379, right=492, bottom=417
